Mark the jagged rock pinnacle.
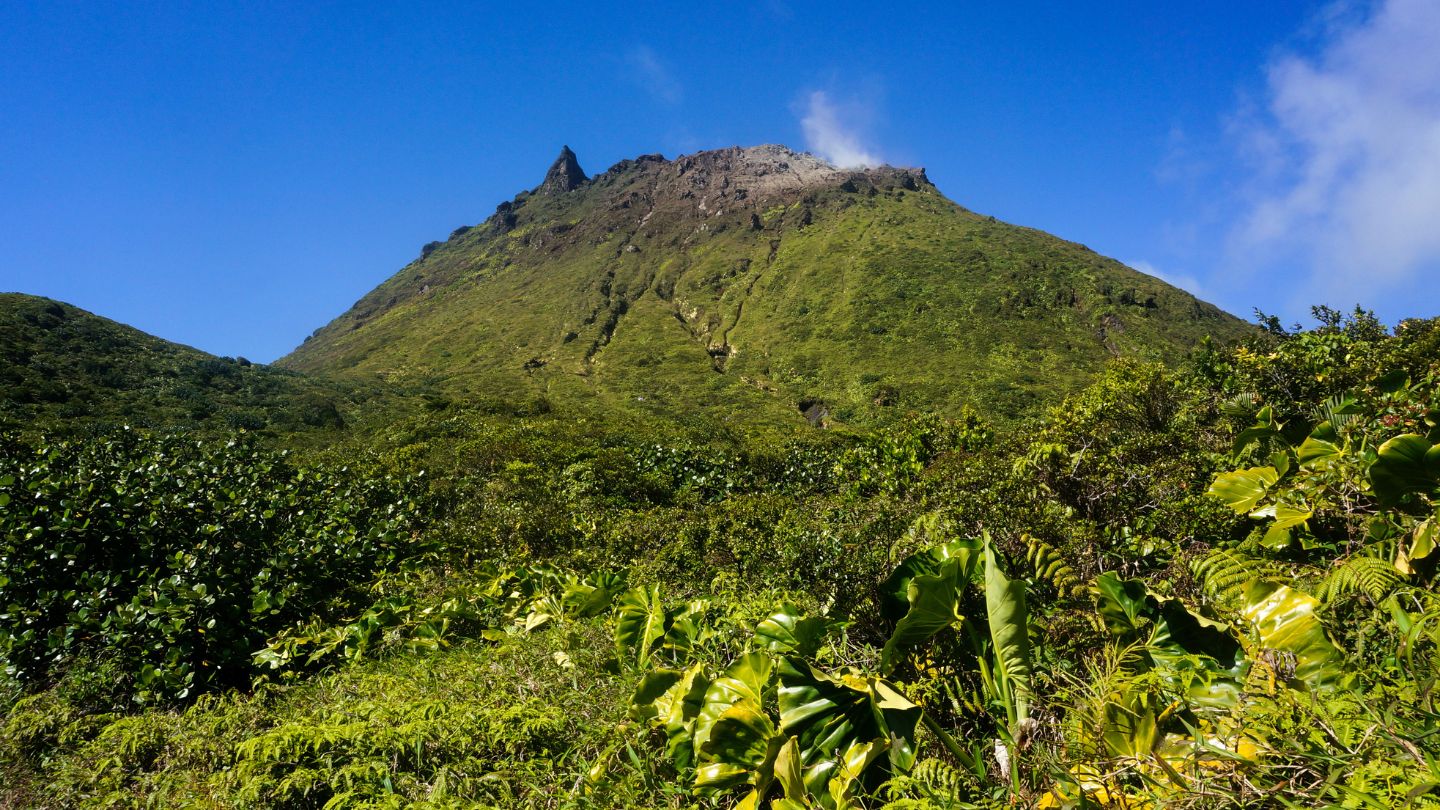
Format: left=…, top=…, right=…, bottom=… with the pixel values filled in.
left=541, top=145, right=588, bottom=194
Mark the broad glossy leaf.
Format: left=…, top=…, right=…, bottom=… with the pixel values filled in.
left=1100, top=685, right=1160, bottom=759
left=1371, top=434, right=1440, bottom=504
left=879, top=552, right=975, bottom=674
left=1269, top=501, right=1313, bottom=530
left=1093, top=572, right=1149, bottom=640
left=777, top=657, right=920, bottom=791
left=984, top=539, right=1032, bottom=727
left=1092, top=572, right=1242, bottom=709
left=757, top=603, right=831, bottom=658
left=695, top=651, right=774, bottom=754
left=563, top=571, right=624, bottom=617
left=1411, top=517, right=1438, bottom=565
left=630, top=668, right=683, bottom=721
left=615, top=584, right=667, bottom=670
left=1239, top=581, right=1346, bottom=689
left=1261, top=524, right=1293, bottom=551
left=662, top=599, right=712, bottom=658
left=631, top=664, right=710, bottom=770
left=696, top=704, right=780, bottom=790
left=1297, top=422, right=1343, bottom=467
left=878, top=533, right=981, bottom=622
left=1207, top=466, right=1279, bottom=513
left=773, top=735, right=805, bottom=801
left=828, top=739, right=886, bottom=809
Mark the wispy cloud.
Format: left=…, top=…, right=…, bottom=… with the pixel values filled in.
left=626, top=46, right=682, bottom=105
left=1229, top=0, right=1440, bottom=309
left=799, top=90, right=881, bottom=168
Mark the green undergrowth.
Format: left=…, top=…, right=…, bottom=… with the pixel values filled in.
left=5, top=307, right=1440, bottom=808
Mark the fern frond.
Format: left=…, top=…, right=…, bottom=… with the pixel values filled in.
left=1316, top=555, right=1402, bottom=603
left=1219, top=392, right=1260, bottom=420
left=908, top=757, right=967, bottom=799
left=1313, top=391, right=1362, bottom=431
left=1190, top=549, right=1287, bottom=607
left=1024, top=534, right=1082, bottom=598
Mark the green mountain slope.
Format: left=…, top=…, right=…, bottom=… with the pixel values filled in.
left=0, top=293, right=404, bottom=436
left=280, top=145, right=1251, bottom=430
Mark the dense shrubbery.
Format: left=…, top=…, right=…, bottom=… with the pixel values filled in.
left=0, top=430, right=429, bottom=703
left=4, top=309, right=1440, bottom=808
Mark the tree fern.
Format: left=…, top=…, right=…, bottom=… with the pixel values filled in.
left=1023, top=534, right=1082, bottom=598
left=1315, top=555, right=1403, bottom=604
left=1190, top=549, right=1287, bottom=607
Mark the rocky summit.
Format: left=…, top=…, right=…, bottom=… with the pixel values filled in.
left=279, top=144, right=1251, bottom=435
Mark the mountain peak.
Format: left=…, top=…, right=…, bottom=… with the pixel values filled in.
left=540, top=145, right=588, bottom=194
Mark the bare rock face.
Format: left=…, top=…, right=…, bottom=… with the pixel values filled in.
left=576, top=144, right=931, bottom=238
left=541, top=145, right=588, bottom=194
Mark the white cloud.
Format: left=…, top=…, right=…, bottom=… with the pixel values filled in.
left=626, top=46, right=682, bottom=104
left=799, top=90, right=881, bottom=168
left=1129, top=259, right=1204, bottom=297
left=1231, top=0, right=1440, bottom=307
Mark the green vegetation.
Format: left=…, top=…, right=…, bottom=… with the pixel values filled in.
left=279, top=148, right=1251, bottom=432
left=5, top=306, right=1439, bottom=808
left=0, top=293, right=414, bottom=439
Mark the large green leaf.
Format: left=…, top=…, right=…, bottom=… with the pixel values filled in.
left=756, top=603, right=832, bottom=658
left=1410, top=517, right=1438, bottom=566
left=1099, top=683, right=1161, bottom=759
left=1092, top=572, right=1243, bottom=710
left=777, top=657, right=919, bottom=796
left=983, top=539, right=1032, bottom=729
left=1239, top=581, right=1346, bottom=689
left=630, top=663, right=711, bottom=771
left=615, top=584, right=667, bottom=670
left=694, top=651, right=774, bottom=755
left=662, top=599, right=712, bottom=659
left=1093, top=572, right=1149, bottom=640
left=1371, top=434, right=1440, bottom=504
left=878, top=533, right=981, bottom=622
left=562, top=570, right=624, bottom=617
left=878, top=547, right=980, bottom=675
left=695, top=703, right=782, bottom=791
left=1207, top=466, right=1279, bottom=513
left=1296, top=421, right=1343, bottom=468
left=1232, top=405, right=1281, bottom=456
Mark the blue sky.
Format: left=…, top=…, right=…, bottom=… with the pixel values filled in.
left=3, top=1, right=1439, bottom=362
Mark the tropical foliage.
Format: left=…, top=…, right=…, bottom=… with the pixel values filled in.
left=4, top=307, right=1440, bottom=808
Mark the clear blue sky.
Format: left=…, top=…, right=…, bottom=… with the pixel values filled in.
left=4, top=1, right=1439, bottom=362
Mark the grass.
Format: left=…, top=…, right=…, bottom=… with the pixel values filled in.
left=278, top=150, right=1252, bottom=436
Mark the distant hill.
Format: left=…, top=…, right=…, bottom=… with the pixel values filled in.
left=0, top=293, right=404, bottom=437
left=279, top=145, right=1252, bottom=432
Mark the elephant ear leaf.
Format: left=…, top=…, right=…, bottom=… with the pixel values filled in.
left=756, top=603, right=832, bottom=658
left=772, top=736, right=806, bottom=801
left=879, top=555, right=973, bottom=675
left=694, top=651, right=774, bottom=755
left=1371, top=435, right=1440, bottom=504
left=879, top=537, right=982, bottom=623
left=984, top=538, right=1032, bottom=729
left=1092, top=572, right=1150, bottom=642
left=1297, top=421, right=1343, bottom=467
left=777, top=657, right=920, bottom=795
left=1207, top=466, right=1279, bottom=513
left=694, top=703, right=782, bottom=792
left=631, top=664, right=710, bottom=771
left=1239, top=581, right=1346, bottom=689
left=615, top=584, right=668, bottom=670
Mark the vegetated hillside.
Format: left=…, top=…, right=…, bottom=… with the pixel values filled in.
left=0, top=293, right=408, bottom=437
left=280, top=145, right=1252, bottom=431
left=6, top=309, right=1440, bottom=809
